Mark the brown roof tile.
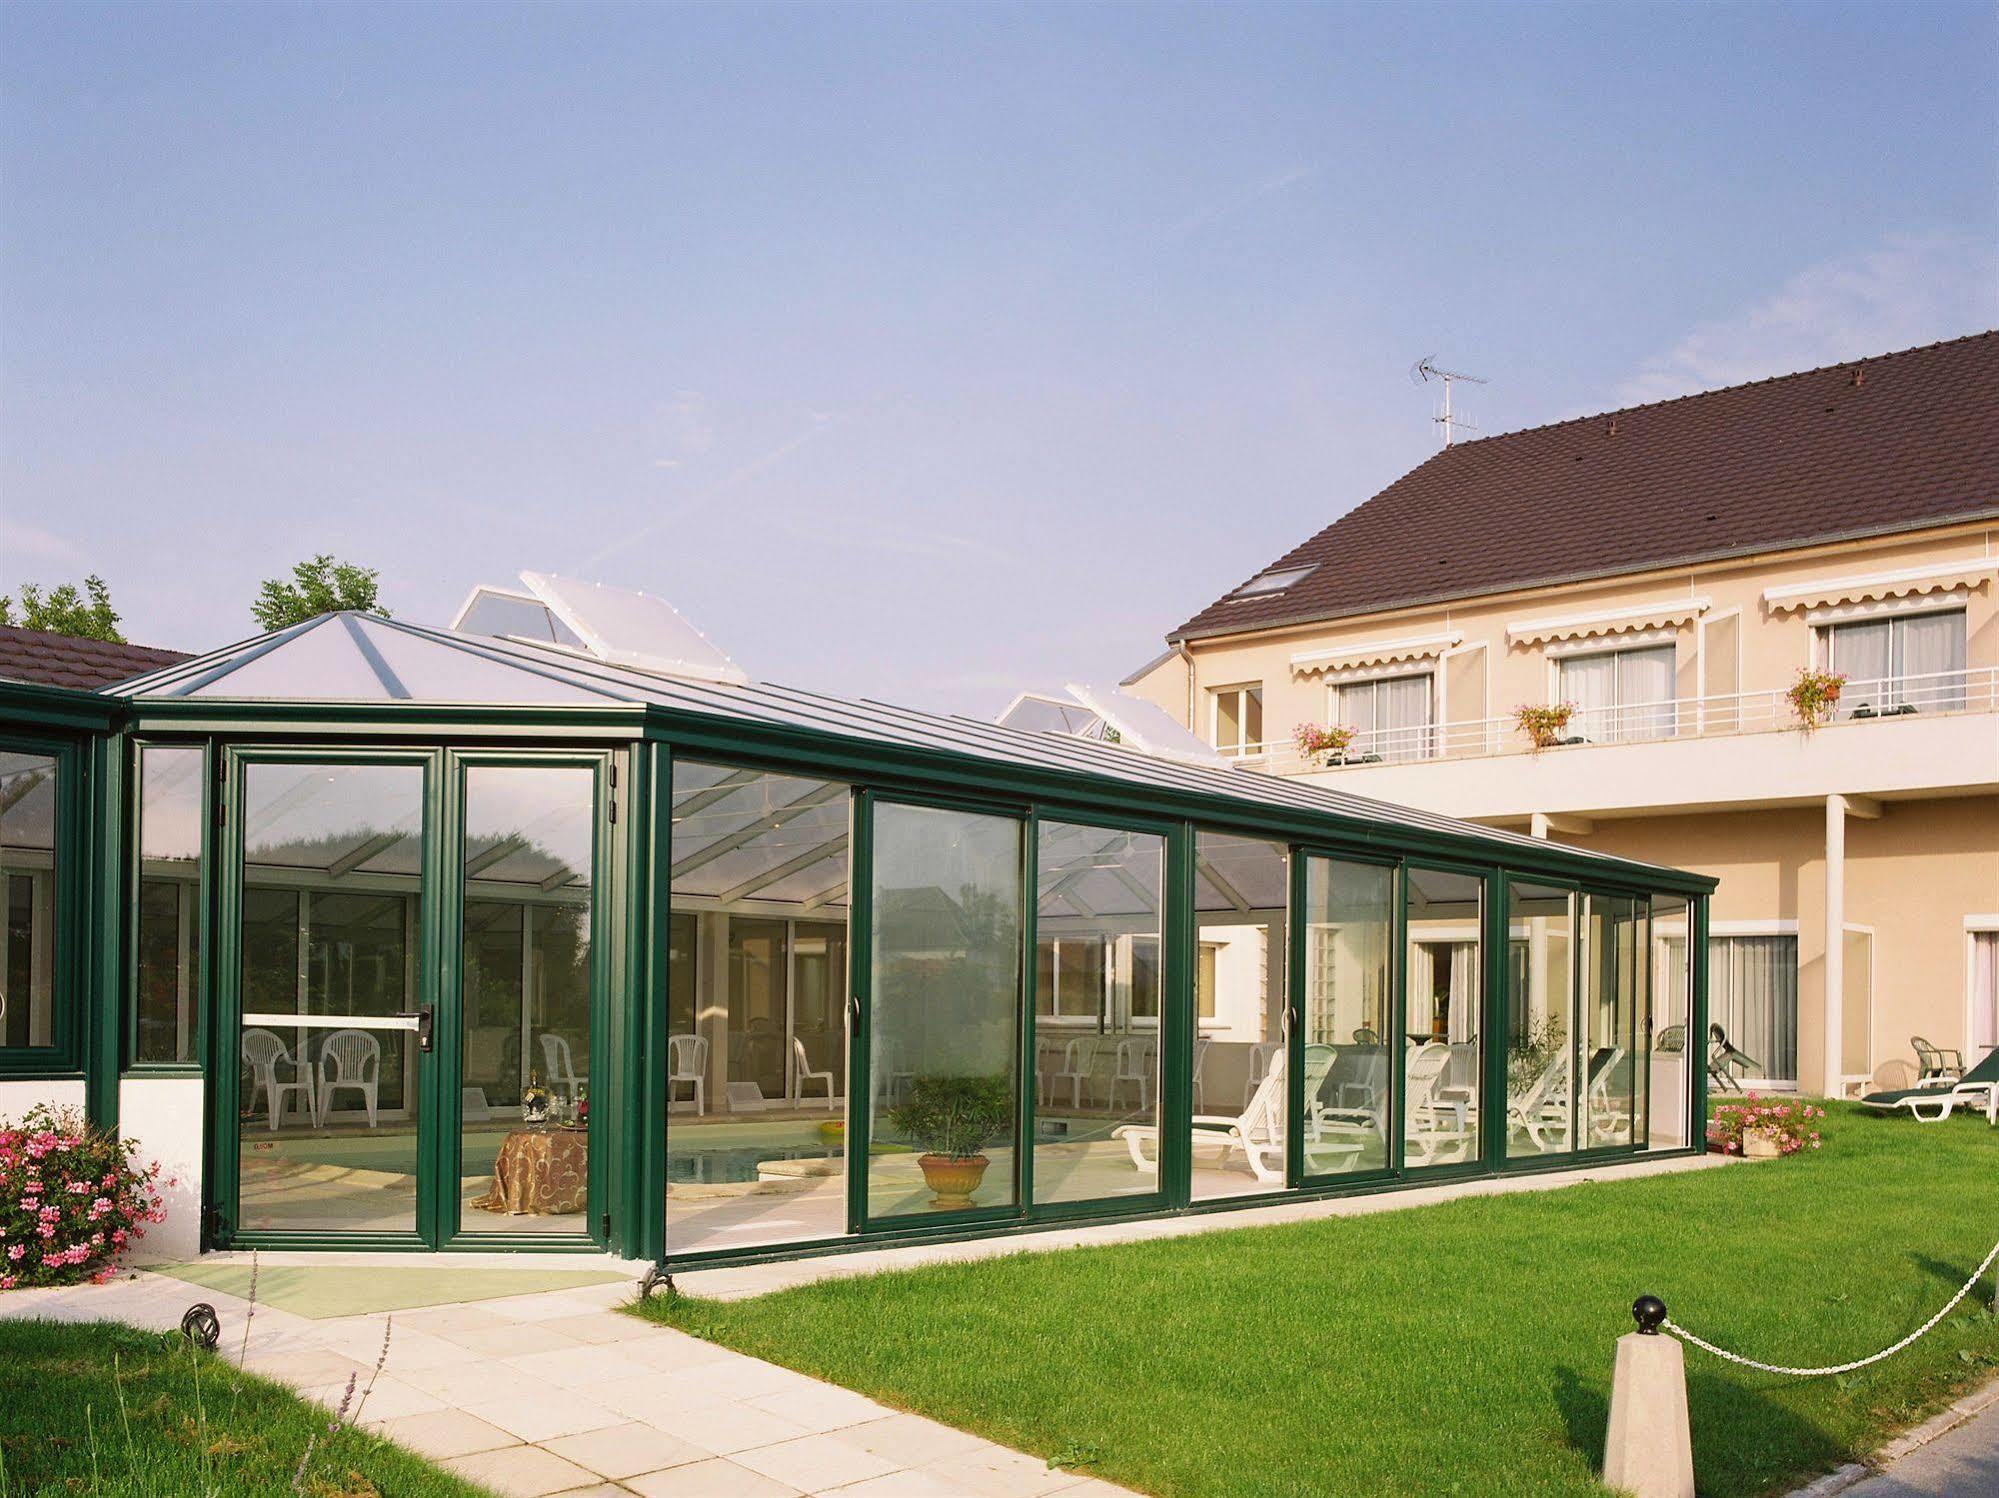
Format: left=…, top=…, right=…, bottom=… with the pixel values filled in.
left=1172, top=332, right=1999, bottom=641
left=0, top=625, right=189, bottom=692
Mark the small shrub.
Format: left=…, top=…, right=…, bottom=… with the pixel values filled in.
left=1787, top=668, right=1846, bottom=730
left=886, top=1075, right=1011, bottom=1159
left=1293, top=722, right=1358, bottom=764
left=1707, top=1095, right=1825, bottom=1156
left=1514, top=701, right=1577, bottom=749
left=0, top=1105, right=166, bottom=1289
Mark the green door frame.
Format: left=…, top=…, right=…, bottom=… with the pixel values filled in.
left=1019, top=804, right=1177, bottom=1222
left=1290, top=846, right=1403, bottom=1192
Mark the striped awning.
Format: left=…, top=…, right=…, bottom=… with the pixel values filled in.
left=1289, top=632, right=1461, bottom=677
left=1505, top=599, right=1709, bottom=648
left=1762, top=558, right=1998, bottom=613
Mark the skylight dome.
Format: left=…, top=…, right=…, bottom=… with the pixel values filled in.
left=1231, top=564, right=1316, bottom=598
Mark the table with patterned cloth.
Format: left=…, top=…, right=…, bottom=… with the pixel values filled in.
left=474, top=1126, right=587, bottom=1216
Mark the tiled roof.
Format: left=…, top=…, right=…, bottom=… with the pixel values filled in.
left=0, top=625, right=188, bottom=692
left=1172, top=331, right=1999, bottom=641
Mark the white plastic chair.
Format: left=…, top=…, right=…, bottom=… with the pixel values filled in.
left=668, top=1033, right=707, bottom=1115
left=792, top=1036, right=835, bottom=1108
left=1190, top=1038, right=1210, bottom=1110
left=540, top=1032, right=583, bottom=1102
left=1110, top=1036, right=1155, bottom=1112
left=1242, top=1040, right=1281, bottom=1108
left=878, top=1038, right=917, bottom=1104
left=241, top=1028, right=314, bottom=1132
left=314, top=1029, right=381, bottom=1128
left=1051, top=1038, right=1093, bottom=1110
left=1403, top=1042, right=1472, bottom=1165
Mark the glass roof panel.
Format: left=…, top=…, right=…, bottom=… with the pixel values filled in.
left=523, top=572, right=747, bottom=684
left=1066, top=684, right=1227, bottom=766
left=188, top=616, right=389, bottom=699
left=357, top=618, right=609, bottom=704
left=454, top=587, right=585, bottom=648
left=242, top=761, right=423, bottom=880
left=996, top=694, right=1102, bottom=737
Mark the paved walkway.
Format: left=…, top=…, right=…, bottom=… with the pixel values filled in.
left=1842, top=1383, right=1999, bottom=1497
left=0, top=1269, right=1134, bottom=1497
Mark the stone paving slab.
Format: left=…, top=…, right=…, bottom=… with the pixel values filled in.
left=0, top=1271, right=1132, bottom=1496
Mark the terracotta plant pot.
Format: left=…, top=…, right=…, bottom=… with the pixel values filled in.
left=1743, top=1130, right=1781, bottom=1159
left=916, top=1153, right=990, bottom=1210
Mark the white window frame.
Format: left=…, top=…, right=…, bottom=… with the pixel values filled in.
left=1968, top=916, right=1999, bottom=1062
left=1546, top=637, right=1679, bottom=744
left=1707, top=921, right=1800, bottom=1093
left=1208, top=683, right=1265, bottom=759
left=1812, top=603, right=1968, bottom=714
left=1326, top=669, right=1437, bottom=763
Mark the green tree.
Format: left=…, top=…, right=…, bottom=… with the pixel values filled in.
left=0, top=575, right=124, bottom=641
left=252, top=555, right=389, bottom=631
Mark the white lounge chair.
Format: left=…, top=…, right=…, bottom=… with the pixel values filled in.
left=1241, top=1040, right=1281, bottom=1108
left=1507, top=1048, right=1572, bottom=1152
left=315, top=1028, right=380, bottom=1128
left=1117, top=1047, right=1291, bottom=1184
left=791, top=1036, right=835, bottom=1108
left=241, top=1028, right=314, bottom=1132
left=1860, top=1048, right=1999, bottom=1121
left=1403, top=1042, right=1474, bottom=1165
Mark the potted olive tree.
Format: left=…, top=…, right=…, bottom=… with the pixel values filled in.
left=887, top=1074, right=1011, bottom=1210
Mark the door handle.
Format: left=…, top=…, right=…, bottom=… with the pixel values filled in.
left=846, top=994, right=861, bottom=1034
left=414, top=1008, right=434, bottom=1053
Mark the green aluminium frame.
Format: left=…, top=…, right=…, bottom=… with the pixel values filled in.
left=0, top=679, right=1715, bottom=1268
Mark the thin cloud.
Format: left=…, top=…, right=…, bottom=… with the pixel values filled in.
left=1171, top=165, right=1316, bottom=239
left=1614, top=233, right=1999, bottom=406
left=0, top=519, right=81, bottom=566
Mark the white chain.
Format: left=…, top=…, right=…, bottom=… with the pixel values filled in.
left=1663, top=1231, right=1999, bottom=1378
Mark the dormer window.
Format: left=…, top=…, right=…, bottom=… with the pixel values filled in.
left=1231, top=565, right=1317, bottom=599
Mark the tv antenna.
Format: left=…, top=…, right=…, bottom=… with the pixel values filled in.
left=1411, top=357, right=1487, bottom=448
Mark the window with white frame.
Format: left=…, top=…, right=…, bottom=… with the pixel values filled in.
left=1709, top=933, right=1798, bottom=1087
left=1556, top=644, right=1675, bottom=743
left=1971, top=928, right=1998, bottom=1057
left=1035, top=936, right=1108, bottom=1022
left=1817, top=608, right=1966, bottom=717
left=1330, top=672, right=1434, bottom=762
left=1208, top=684, right=1264, bottom=757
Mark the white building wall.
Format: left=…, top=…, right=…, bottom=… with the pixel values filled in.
left=118, top=1077, right=204, bottom=1262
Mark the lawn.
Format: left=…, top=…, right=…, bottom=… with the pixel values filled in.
left=641, top=1104, right=1999, bottom=1497
left=0, top=1318, right=487, bottom=1498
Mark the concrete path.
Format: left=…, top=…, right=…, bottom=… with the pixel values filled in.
left=1841, top=1383, right=1999, bottom=1497
left=0, top=1269, right=1135, bottom=1497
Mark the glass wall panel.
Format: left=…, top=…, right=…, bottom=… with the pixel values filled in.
left=1649, top=894, right=1692, bottom=1147
left=237, top=761, right=422, bottom=1236
left=1505, top=882, right=1573, bottom=1159
left=459, top=763, right=595, bottom=1236
left=136, top=746, right=204, bottom=1064
left=1580, top=894, right=1642, bottom=1149
left=0, top=751, right=58, bottom=1053
left=1189, top=832, right=1289, bottom=1201
left=1303, top=857, right=1393, bottom=1176
left=867, top=802, right=1021, bottom=1220
left=1032, top=821, right=1164, bottom=1207
left=1405, top=867, right=1482, bottom=1167
left=667, top=761, right=852, bottom=1255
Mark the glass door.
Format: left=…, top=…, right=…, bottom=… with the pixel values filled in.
left=1298, top=853, right=1396, bottom=1184
left=452, top=759, right=600, bottom=1242
left=860, top=797, right=1024, bottom=1226
left=231, top=756, right=433, bottom=1240
left=1579, top=893, right=1644, bottom=1151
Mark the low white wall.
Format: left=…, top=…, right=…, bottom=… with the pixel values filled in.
left=118, top=1077, right=205, bottom=1263
left=0, top=1079, right=85, bottom=1121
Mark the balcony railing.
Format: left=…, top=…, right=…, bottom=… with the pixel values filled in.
left=1255, top=667, right=1999, bottom=777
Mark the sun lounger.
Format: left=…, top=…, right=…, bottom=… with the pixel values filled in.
left=1859, top=1046, right=1999, bottom=1121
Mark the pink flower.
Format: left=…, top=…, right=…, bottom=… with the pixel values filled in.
left=0, top=1275, right=13, bottom=1291
left=5, top=1245, right=22, bottom=1262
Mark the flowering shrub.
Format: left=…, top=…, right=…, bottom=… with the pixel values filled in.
left=1293, top=722, right=1358, bottom=763
left=1787, top=668, right=1845, bottom=731
left=1514, top=701, right=1577, bottom=749
left=0, top=1105, right=166, bottom=1289
left=1707, top=1095, right=1826, bottom=1157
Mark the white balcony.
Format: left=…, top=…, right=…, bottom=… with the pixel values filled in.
left=1259, top=667, right=1999, bottom=822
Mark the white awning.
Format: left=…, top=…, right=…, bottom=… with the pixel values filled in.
left=1289, top=632, right=1460, bottom=678
left=1506, top=599, right=1709, bottom=648
left=1762, top=558, right=1998, bottom=614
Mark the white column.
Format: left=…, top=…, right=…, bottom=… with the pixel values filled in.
left=1530, top=811, right=1550, bottom=840
left=1823, top=795, right=1846, bottom=1096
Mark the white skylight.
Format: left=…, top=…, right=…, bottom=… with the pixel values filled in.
left=1231, top=564, right=1317, bottom=598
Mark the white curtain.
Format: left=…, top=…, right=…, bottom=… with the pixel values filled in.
left=1615, top=647, right=1676, bottom=741
left=1827, top=620, right=1892, bottom=715
left=1973, top=932, right=1998, bottom=1052
left=1336, top=673, right=1433, bottom=762
left=1710, top=936, right=1798, bottom=1082
left=1559, top=654, right=1614, bottom=743
left=1446, top=943, right=1473, bottom=1041
left=1896, top=611, right=1966, bottom=709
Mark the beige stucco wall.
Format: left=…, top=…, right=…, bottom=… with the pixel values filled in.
left=1140, top=519, right=1998, bottom=755
left=1543, top=795, right=1999, bottom=1093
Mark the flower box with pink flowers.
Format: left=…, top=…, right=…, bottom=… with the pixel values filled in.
left=0, top=1105, right=167, bottom=1289
left=1706, top=1096, right=1825, bottom=1160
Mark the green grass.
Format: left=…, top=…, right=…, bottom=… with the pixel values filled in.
left=0, top=1319, right=488, bottom=1497
left=640, top=1104, right=1999, bottom=1497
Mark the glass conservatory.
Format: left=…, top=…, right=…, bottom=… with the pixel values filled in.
left=0, top=590, right=1712, bottom=1268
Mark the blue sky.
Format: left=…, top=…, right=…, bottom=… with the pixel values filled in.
left=4, top=1, right=1995, bottom=714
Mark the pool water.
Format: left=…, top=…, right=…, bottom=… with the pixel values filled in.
left=667, top=1143, right=840, bottom=1184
